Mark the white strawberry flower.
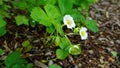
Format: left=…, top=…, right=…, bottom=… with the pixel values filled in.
left=79, top=27, right=88, bottom=40
left=63, top=15, right=75, bottom=29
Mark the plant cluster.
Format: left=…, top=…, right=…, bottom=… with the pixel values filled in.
left=0, top=0, right=98, bottom=67
left=4, top=52, right=33, bottom=68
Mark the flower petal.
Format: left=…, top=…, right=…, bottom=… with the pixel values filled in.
left=63, top=15, right=75, bottom=29
left=79, top=27, right=88, bottom=40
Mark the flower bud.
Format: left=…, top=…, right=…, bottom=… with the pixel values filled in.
left=69, top=45, right=81, bottom=55
left=55, top=36, right=61, bottom=46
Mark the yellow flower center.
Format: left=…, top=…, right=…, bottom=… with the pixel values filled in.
left=67, top=20, right=72, bottom=25
left=81, top=31, right=85, bottom=36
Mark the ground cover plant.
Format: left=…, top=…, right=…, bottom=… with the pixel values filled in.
left=3, top=0, right=120, bottom=68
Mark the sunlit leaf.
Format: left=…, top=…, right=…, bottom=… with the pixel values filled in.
left=31, top=7, right=52, bottom=26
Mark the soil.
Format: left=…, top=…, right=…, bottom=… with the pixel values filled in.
left=0, top=0, right=120, bottom=68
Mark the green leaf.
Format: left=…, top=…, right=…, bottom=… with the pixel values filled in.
left=84, top=20, right=99, bottom=33
left=25, top=46, right=32, bottom=52
left=0, top=0, right=3, bottom=5
left=46, top=25, right=55, bottom=33
left=111, top=51, right=118, bottom=58
left=0, top=8, right=10, bottom=18
left=58, top=0, right=73, bottom=14
left=15, top=15, right=29, bottom=26
left=53, top=21, right=64, bottom=36
left=56, top=49, right=69, bottom=60
left=37, top=0, right=47, bottom=5
left=44, top=4, right=61, bottom=19
left=49, top=64, right=62, bottom=68
left=22, top=40, right=32, bottom=52
left=26, top=0, right=36, bottom=5
left=68, top=9, right=85, bottom=22
left=5, top=51, right=33, bottom=68
left=0, top=27, right=6, bottom=37
left=22, top=40, right=30, bottom=47
left=0, top=15, right=6, bottom=27
left=59, top=37, right=71, bottom=49
left=74, top=0, right=97, bottom=10
left=12, top=0, right=28, bottom=10
left=11, top=64, right=24, bottom=68
left=0, top=48, right=3, bottom=55
left=5, top=52, right=21, bottom=67
left=30, top=7, right=52, bottom=26
left=87, top=0, right=97, bottom=3
left=30, top=7, right=47, bottom=22
left=46, top=0, right=57, bottom=5
left=26, top=63, right=33, bottom=68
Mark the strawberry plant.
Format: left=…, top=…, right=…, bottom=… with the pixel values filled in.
left=30, top=0, right=98, bottom=59
left=0, top=0, right=99, bottom=67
